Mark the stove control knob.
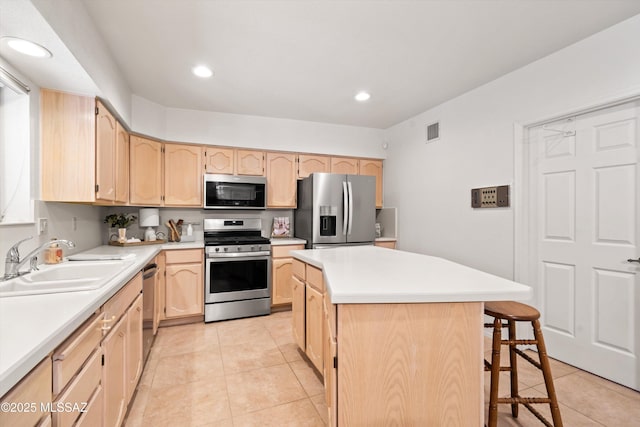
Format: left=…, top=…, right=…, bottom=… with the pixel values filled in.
left=251, top=246, right=256, bottom=252
left=215, top=247, right=219, bottom=252
left=238, top=246, right=241, bottom=252
left=223, top=247, right=228, bottom=252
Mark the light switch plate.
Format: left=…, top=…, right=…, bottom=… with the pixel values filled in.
left=38, top=217, right=48, bottom=234
left=471, top=185, right=509, bottom=208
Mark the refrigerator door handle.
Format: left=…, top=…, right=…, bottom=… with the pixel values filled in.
left=342, top=181, right=348, bottom=236
left=347, top=181, right=354, bottom=235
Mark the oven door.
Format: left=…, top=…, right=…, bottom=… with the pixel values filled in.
left=205, top=254, right=271, bottom=303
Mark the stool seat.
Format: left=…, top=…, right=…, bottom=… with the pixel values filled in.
left=484, top=301, right=562, bottom=427
left=485, top=300, right=540, bottom=321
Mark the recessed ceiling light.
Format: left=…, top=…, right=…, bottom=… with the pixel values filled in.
left=192, top=65, right=213, bottom=78
left=1, top=37, right=52, bottom=58
left=355, top=91, right=371, bottom=102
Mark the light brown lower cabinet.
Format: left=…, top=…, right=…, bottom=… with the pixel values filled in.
left=0, top=358, right=51, bottom=427
left=1, top=271, right=145, bottom=427
left=101, top=272, right=143, bottom=427
left=293, top=259, right=484, bottom=426
left=374, top=240, right=396, bottom=249
left=292, top=259, right=324, bottom=373
left=291, top=275, right=306, bottom=350
left=164, top=249, right=204, bottom=319
left=102, top=315, right=127, bottom=427
left=126, top=295, right=144, bottom=401
left=74, top=385, right=103, bottom=427
left=323, top=297, right=337, bottom=427
left=305, top=285, right=324, bottom=372
left=53, top=349, right=101, bottom=427
left=271, top=244, right=305, bottom=306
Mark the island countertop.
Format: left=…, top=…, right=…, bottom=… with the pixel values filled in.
left=291, top=245, right=532, bottom=304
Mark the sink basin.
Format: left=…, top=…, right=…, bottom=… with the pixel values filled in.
left=0, top=260, right=135, bottom=297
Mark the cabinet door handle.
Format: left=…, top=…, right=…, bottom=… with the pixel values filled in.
left=627, top=257, right=640, bottom=263
left=100, top=315, right=116, bottom=331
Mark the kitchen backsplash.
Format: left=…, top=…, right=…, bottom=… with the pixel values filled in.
left=102, top=207, right=295, bottom=243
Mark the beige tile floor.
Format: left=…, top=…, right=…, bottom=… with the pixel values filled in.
left=124, top=310, right=640, bottom=426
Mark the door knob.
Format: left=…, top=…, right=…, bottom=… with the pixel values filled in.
left=627, top=257, right=640, bottom=264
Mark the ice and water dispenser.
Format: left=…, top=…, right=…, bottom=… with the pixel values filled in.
left=319, top=206, right=337, bottom=236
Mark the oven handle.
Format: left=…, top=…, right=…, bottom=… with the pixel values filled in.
left=206, top=251, right=271, bottom=259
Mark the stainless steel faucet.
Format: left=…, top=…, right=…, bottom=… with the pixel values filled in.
left=2, top=237, right=76, bottom=281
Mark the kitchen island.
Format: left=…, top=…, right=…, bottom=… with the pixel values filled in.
left=290, top=245, right=532, bottom=426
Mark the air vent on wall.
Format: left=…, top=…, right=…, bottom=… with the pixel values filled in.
left=426, top=121, right=440, bottom=142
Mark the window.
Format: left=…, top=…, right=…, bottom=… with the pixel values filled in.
left=0, top=66, right=33, bottom=224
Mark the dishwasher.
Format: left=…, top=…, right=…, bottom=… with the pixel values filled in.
left=142, top=262, right=158, bottom=365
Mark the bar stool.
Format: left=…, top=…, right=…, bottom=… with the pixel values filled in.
left=484, top=301, right=563, bottom=427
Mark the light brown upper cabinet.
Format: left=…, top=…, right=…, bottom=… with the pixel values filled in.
left=95, top=100, right=117, bottom=202
left=95, top=101, right=129, bottom=205
left=236, top=149, right=265, bottom=176
left=41, top=89, right=96, bottom=202
left=297, top=154, right=330, bottom=179
left=330, top=157, right=359, bottom=175
left=164, top=143, right=202, bottom=207
left=129, top=136, right=163, bottom=205
left=203, top=146, right=234, bottom=174
left=359, top=159, right=383, bottom=208
left=114, top=122, right=129, bottom=204
left=266, top=152, right=297, bottom=208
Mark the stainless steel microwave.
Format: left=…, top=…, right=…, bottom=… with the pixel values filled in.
left=203, top=174, right=267, bottom=209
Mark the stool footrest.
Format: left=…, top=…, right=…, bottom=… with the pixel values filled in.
left=522, top=402, right=554, bottom=427
left=497, top=397, right=552, bottom=404
left=501, top=338, right=538, bottom=345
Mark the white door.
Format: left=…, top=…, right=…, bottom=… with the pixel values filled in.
left=528, top=100, right=640, bottom=390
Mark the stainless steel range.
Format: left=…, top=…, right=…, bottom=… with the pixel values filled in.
left=203, top=218, right=271, bottom=322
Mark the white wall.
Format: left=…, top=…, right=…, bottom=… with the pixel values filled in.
left=383, top=14, right=640, bottom=279
left=0, top=202, right=106, bottom=276
left=31, top=0, right=133, bottom=125
left=132, top=94, right=387, bottom=158
left=103, top=206, right=294, bottom=245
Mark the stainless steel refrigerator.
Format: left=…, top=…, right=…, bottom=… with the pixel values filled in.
left=294, top=173, right=376, bottom=248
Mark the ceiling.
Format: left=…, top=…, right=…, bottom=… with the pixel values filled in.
left=3, top=1, right=640, bottom=129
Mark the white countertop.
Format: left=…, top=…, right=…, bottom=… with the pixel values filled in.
left=375, top=237, right=397, bottom=242
left=0, top=242, right=205, bottom=397
left=270, top=238, right=306, bottom=246
left=291, top=246, right=531, bottom=304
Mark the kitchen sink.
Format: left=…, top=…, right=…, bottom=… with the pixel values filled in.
left=0, top=260, right=134, bottom=297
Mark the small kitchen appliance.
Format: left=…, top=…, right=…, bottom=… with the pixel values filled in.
left=203, top=218, right=271, bottom=322
left=204, top=174, right=267, bottom=209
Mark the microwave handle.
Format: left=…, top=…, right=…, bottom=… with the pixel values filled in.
left=342, top=181, right=348, bottom=236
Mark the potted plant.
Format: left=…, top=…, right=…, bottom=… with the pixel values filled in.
left=104, top=213, right=137, bottom=243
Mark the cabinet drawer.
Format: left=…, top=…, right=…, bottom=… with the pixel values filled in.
left=292, top=259, right=306, bottom=280
left=272, top=244, right=304, bottom=259
left=37, top=414, right=52, bottom=427
left=53, top=313, right=102, bottom=395
left=306, top=264, right=324, bottom=292
left=73, top=384, right=103, bottom=427
left=102, top=272, right=142, bottom=327
left=0, top=357, right=51, bottom=427
left=52, top=349, right=101, bottom=427
left=165, top=248, right=202, bottom=264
